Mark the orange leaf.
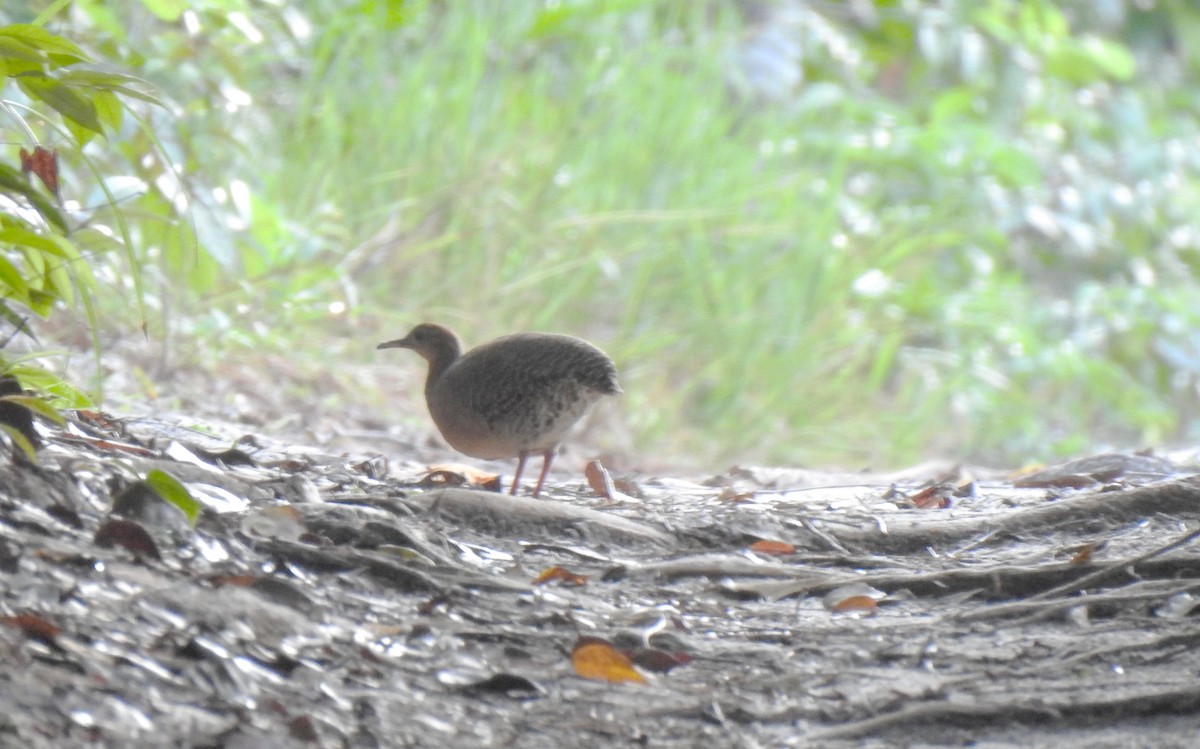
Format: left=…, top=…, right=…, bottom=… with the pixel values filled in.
left=749, top=539, right=795, bottom=556
left=422, top=463, right=501, bottom=491
left=830, top=595, right=878, bottom=615
left=533, top=566, right=590, bottom=586
left=571, top=640, right=646, bottom=685
left=823, top=583, right=885, bottom=616
left=1072, top=546, right=1093, bottom=564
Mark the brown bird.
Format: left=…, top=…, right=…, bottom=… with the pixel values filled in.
left=378, top=323, right=621, bottom=497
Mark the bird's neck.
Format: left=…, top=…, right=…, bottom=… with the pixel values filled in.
left=423, top=345, right=461, bottom=390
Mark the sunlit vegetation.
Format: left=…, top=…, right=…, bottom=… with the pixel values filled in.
left=5, top=1, right=1200, bottom=468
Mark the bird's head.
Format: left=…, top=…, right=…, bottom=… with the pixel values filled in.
left=377, top=323, right=463, bottom=365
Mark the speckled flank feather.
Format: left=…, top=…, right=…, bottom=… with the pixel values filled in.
left=377, top=323, right=621, bottom=497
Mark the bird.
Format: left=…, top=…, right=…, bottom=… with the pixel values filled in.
left=377, top=323, right=621, bottom=497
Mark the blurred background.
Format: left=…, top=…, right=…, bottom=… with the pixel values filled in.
left=3, top=0, right=1200, bottom=472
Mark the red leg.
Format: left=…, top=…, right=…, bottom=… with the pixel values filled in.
left=531, top=447, right=555, bottom=498
left=509, top=451, right=529, bottom=495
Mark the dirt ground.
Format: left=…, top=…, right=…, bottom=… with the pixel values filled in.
left=2, top=387, right=1200, bottom=748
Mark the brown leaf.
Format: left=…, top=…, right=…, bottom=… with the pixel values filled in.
left=532, top=566, right=590, bottom=586
left=571, top=638, right=646, bottom=685
left=1064, top=541, right=1107, bottom=565
left=0, top=612, right=61, bottom=645
left=460, top=672, right=541, bottom=695
left=288, top=715, right=319, bottom=743
left=93, top=518, right=161, bottom=560
left=208, top=574, right=259, bottom=587
left=586, top=458, right=639, bottom=502
left=716, top=486, right=756, bottom=503
left=908, top=483, right=954, bottom=509
left=629, top=647, right=689, bottom=674
left=749, top=539, right=795, bottom=556
left=19, top=146, right=59, bottom=197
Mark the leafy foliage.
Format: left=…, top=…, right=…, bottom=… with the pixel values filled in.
left=0, top=20, right=166, bottom=409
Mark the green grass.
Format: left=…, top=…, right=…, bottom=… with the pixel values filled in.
left=244, top=3, right=959, bottom=467
left=40, top=0, right=1200, bottom=470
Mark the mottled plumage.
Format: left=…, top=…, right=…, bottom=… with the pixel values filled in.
left=378, top=323, right=620, bottom=496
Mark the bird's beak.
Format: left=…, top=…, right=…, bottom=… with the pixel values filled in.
left=377, top=337, right=409, bottom=350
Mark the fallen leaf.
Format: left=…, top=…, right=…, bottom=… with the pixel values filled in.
left=533, top=566, right=589, bottom=586
left=823, top=583, right=886, bottom=616
left=288, top=715, right=319, bottom=742
left=146, top=469, right=202, bottom=525
left=716, top=486, right=756, bottom=503
left=630, top=647, right=689, bottom=674
left=584, top=459, right=634, bottom=501
left=422, top=463, right=501, bottom=490
left=459, top=672, right=541, bottom=695
left=749, top=539, right=795, bottom=556
left=207, top=574, right=259, bottom=587
left=93, top=518, right=161, bottom=560
left=908, top=483, right=954, bottom=509
left=1064, top=540, right=1107, bottom=565
left=585, top=459, right=617, bottom=498
left=194, top=445, right=257, bottom=468
left=0, top=612, right=61, bottom=645
left=571, top=638, right=646, bottom=684
left=829, top=595, right=878, bottom=615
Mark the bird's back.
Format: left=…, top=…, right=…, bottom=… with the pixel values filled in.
left=427, top=333, right=620, bottom=458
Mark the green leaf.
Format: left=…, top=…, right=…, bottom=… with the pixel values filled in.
left=0, top=394, right=65, bottom=425
left=45, top=255, right=74, bottom=306
left=93, top=90, right=123, bottom=131
left=57, top=70, right=166, bottom=108
left=19, top=243, right=45, bottom=279
left=146, top=469, right=202, bottom=526
left=64, top=116, right=98, bottom=147
left=0, top=255, right=30, bottom=302
left=17, top=74, right=105, bottom=134
left=26, top=288, right=54, bottom=316
left=0, top=25, right=90, bottom=63
left=50, top=235, right=93, bottom=289
left=0, top=226, right=61, bottom=255
left=0, top=422, right=38, bottom=462
left=5, top=364, right=93, bottom=409
left=0, top=35, right=46, bottom=63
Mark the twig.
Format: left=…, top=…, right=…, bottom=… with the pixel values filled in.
left=1024, top=524, right=1200, bottom=602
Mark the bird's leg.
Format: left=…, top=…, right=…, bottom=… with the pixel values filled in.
left=531, top=447, right=556, bottom=498
left=509, top=451, right=529, bottom=495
